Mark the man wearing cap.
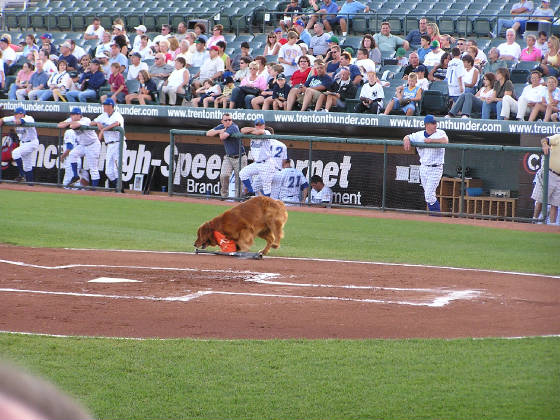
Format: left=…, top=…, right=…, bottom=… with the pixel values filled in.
left=132, top=25, right=149, bottom=52
left=307, top=0, right=339, bottom=32
left=187, top=36, right=209, bottom=68
left=529, top=0, right=554, bottom=23
left=0, top=107, right=39, bottom=183
left=239, top=118, right=277, bottom=197
left=191, top=45, right=224, bottom=93
left=84, top=17, right=105, bottom=41
left=402, top=115, right=449, bottom=213
left=423, top=40, right=445, bottom=67
left=0, top=37, right=16, bottom=73
left=66, top=59, right=105, bottom=102
left=17, top=60, right=49, bottom=101
left=336, top=0, right=370, bottom=37
left=127, top=52, right=149, bottom=81
left=94, top=51, right=110, bottom=75
left=206, top=113, right=247, bottom=199
left=280, top=0, right=304, bottom=32
left=149, top=53, right=174, bottom=84
left=57, top=107, right=101, bottom=187
left=293, top=19, right=311, bottom=47
left=373, top=21, right=409, bottom=57
left=309, top=23, right=331, bottom=57
left=92, top=98, right=126, bottom=189
left=58, top=41, right=78, bottom=71
left=40, top=33, right=58, bottom=57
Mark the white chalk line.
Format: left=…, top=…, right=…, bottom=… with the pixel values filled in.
left=61, top=247, right=560, bottom=279
left=0, top=258, right=482, bottom=306
left=0, top=287, right=479, bottom=307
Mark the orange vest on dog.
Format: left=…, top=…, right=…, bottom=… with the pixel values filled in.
left=213, top=231, right=237, bottom=253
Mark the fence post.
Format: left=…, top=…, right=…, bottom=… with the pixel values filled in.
left=382, top=142, right=387, bottom=211
left=168, top=130, right=175, bottom=196
left=459, top=148, right=466, bottom=215
left=307, top=139, right=313, bottom=204
left=116, top=127, right=124, bottom=193
left=542, top=152, right=549, bottom=224
left=57, top=128, right=62, bottom=186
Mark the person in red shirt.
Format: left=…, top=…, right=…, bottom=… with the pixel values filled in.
left=100, top=62, right=128, bottom=104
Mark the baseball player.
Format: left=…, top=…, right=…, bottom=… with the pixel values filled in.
left=310, top=175, right=333, bottom=206
left=92, top=98, right=126, bottom=189
left=57, top=107, right=101, bottom=187
left=532, top=134, right=560, bottom=224
left=0, top=107, right=39, bottom=183
left=271, top=159, right=309, bottom=205
left=402, top=114, right=449, bottom=212
left=269, top=137, right=288, bottom=170
left=239, top=118, right=277, bottom=196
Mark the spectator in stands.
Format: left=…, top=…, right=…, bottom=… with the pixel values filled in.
left=278, top=31, right=303, bottom=77
left=280, top=0, right=304, bottom=31
left=498, top=28, right=522, bottom=63
left=423, top=40, right=445, bottom=67
left=215, top=41, right=231, bottom=71
left=176, top=39, right=190, bottom=62
left=299, top=58, right=332, bottom=111
left=502, top=70, right=545, bottom=120
left=108, top=42, right=128, bottom=73
left=160, top=56, right=189, bottom=106
left=355, top=47, right=376, bottom=76
left=84, top=17, right=104, bottom=41
left=68, top=39, right=86, bottom=61
left=40, top=33, right=58, bottom=57
left=407, top=17, right=428, bottom=50
left=264, top=32, right=281, bottom=56
left=66, top=58, right=105, bottom=102
left=293, top=19, right=311, bottom=46
left=37, top=49, right=56, bottom=74
left=125, top=70, right=157, bottom=105
left=530, top=76, right=560, bottom=121
left=428, top=52, right=449, bottom=81
left=402, top=52, right=420, bottom=79
left=462, top=54, right=479, bottom=94
left=336, top=0, right=370, bottom=37
left=482, top=67, right=514, bottom=119
left=229, top=60, right=267, bottom=108
left=528, top=0, right=554, bottom=23
left=309, top=23, right=330, bottom=57
left=193, top=22, right=206, bottom=37
left=536, top=31, right=549, bottom=56
left=521, top=34, right=543, bottom=62
left=536, top=35, right=560, bottom=77
left=483, top=47, right=507, bottom=75
left=8, top=62, right=33, bottom=100
left=58, top=41, right=78, bottom=71
left=0, top=37, right=16, bottom=74
left=396, top=47, right=408, bottom=66
left=95, top=51, right=110, bottom=76
left=456, top=38, right=468, bottom=56
left=176, top=22, right=188, bottom=42
left=307, top=0, right=340, bottom=32
left=274, top=28, right=288, bottom=46
left=168, top=37, right=180, bottom=59
left=359, top=34, right=381, bottom=66
left=492, top=0, right=534, bottom=38
left=37, top=59, right=69, bottom=101
left=374, top=21, right=409, bottom=57
left=214, top=76, right=235, bottom=108
left=112, top=24, right=130, bottom=55
left=96, top=31, right=112, bottom=58
left=154, top=24, right=172, bottom=45
left=384, top=72, right=422, bottom=116
left=191, top=45, right=225, bottom=93
left=354, top=70, right=383, bottom=113
left=326, top=44, right=341, bottom=75
left=466, top=44, right=487, bottom=68
left=149, top=53, right=174, bottom=84
left=127, top=52, right=148, bottom=81
left=315, top=66, right=354, bottom=111
left=414, top=65, right=429, bottom=91
left=269, top=73, right=291, bottom=110
left=416, top=34, right=431, bottom=63
left=132, top=25, right=148, bottom=52
left=76, top=54, right=90, bottom=73
left=251, top=63, right=283, bottom=109
left=334, top=51, right=361, bottom=85
left=207, top=24, right=225, bottom=50
left=101, top=62, right=128, bottom=104
left=18, top=60, right=49, bottom=100
left=447, top=47, right=465, bottom=102
left=447, top=72, right=496, bottom=118
left=157, top=39, right=173, bottom=63
left=192, top=78, right=221, bottom=107
left=22, top=34, right=38, bottom=56
left=188, top=37, right=209, bottom=68
left=231, top=42, right=253, bottom=72
left=426, top=22, right=442, bottom=45
left=234, top=56, right=251, bottom=81
left=133, top=35, right=154, bottom=61
left=290, top=55, right=312, bottom=86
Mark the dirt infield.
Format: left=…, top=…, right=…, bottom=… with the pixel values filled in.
left=1, top=245, right=559, bottom=340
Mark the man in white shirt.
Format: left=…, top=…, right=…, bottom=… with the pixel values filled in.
left=187, top=37, right=209, bottom=68
left=84, top=17, right=105, bottom=41
left=355, top=47, right=376, bottom=76
left=0, top=37, right=16, bottom=69
left=132, top=25, right=149, bottom=52
left=502, top=70, right=546, bottom=120
left=310, top=175, right=333, bottom=206
left=153, top=24, right=172, bottom=45
left=309, top=23, right=331, bottom=56
left=175, top=22, right=188, bottom=41
left=278, top=31, right=302, bottom=76
left=191, top=45, right=224, bottom=93
left=497, top=29, right=522, bottom=62
left=127, top=52, right=149, bottom=81
left=447, top=47, right=465, bottom=100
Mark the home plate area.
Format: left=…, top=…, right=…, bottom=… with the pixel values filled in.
left=0, top=246, right=559, bottom=339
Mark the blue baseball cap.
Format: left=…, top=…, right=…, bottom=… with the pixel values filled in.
left=14, top=107, right=26, bottom=114
left=41, top=33, right=53, bottom=40
left=295, top=19, right=305, bottom=27
left=274, top=27, right=282, bottom=33
left=254, top=118, right=265, bottom=126
left=70, top=107, right=82, bottom=115
left=424, top=115, right=436, bottom=124
left=103, top=98, right=115, bottom=106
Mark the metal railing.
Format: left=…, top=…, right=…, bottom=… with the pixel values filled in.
left=169, top=129, right=551, bottom=223
left=0, top=121, right=125, bottom=191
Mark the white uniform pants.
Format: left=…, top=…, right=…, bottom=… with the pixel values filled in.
left=12, top=139, right=39, bottom=171
left=69, top=140, right=101, bottom=181
left=240, top=160, right=277, bottom=195
left=105, top=140, right=126, bottom=181
left=500, top=95, right=518, bottom=119
left=420, top=164, right=443, bottom=205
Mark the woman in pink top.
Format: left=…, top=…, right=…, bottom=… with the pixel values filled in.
left=520, top=34, right=542, bottom=62
left=8, top=62, right=34, bottom=99
left=207, top=24, right=225, bottom=49
left=229, top=61, right=268, bottom=108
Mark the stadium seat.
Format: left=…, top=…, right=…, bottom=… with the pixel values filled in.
left=351, top=17, right=369, bottom=34
left=126, top=79, right=140, bottom=94
left=420, top=90, right=449, bottom=115
left=510, top=69, right=530, bottom=84
left=473, top=18, right=492, bottom=36
left=515, top=61, right=539, bottom=71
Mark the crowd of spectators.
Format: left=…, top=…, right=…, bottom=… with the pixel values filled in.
left=1, top=2, right=559, bottom=122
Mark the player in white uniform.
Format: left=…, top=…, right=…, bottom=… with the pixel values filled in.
left=92, top=98, right=126, bottom=189
left=271, top=159, right=309, bottom=205
left=57, top=107, right=101, bottom=187
left=310, top=175, right=333, bottom=206
left=0, top=107, right=39, bottom=183
left=269, top=138, right=288, bottom=170
left=239, top=118, right=277, bottom=196
left=403, top=114, right=449, bottom=212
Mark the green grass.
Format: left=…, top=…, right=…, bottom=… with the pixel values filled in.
left=1, top=335, right=558, bottom=420
left=1, top=189, right=559, bottom=419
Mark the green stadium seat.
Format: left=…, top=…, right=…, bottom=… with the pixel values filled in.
left=71, top=15, right=86, bottom=31
left=515, top=61, right=539, bottom=71
left=420, top=90, right=449, bottom=115
left=126, top=79, right=140, bottom=94
left=510, top=69, right=530, bottom=84
left=351, top=17, right=369, bottom=34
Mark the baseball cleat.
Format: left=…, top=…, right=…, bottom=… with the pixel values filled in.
left=14, top=176, right=25, bottom=182
left=66, top=175, right=80, bottom=186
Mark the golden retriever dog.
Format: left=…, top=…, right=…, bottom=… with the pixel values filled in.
left=194, top=196, right=288, bottom=255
